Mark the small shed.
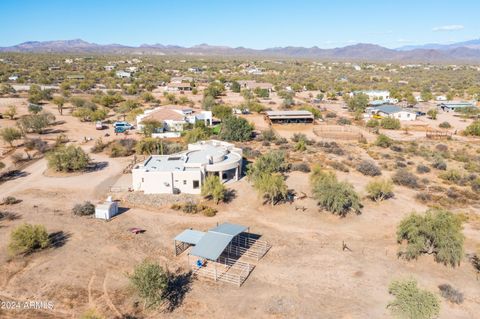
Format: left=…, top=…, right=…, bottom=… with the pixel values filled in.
left=95, top=198, right=118, bottom=220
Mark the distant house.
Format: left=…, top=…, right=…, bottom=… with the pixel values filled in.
left=116, top=71, right=131, bottom=79
left=165, top=82, right=192, bottom=92
left=438, top=101, right=476, bottom=112
left=48, top=66, right=61, bottom=71
left=104, top=65, right=115, bottom=71
left=8, top=75, right=18, bottom=82
left=265, top=110, right=314, bottom=124
left=237, top=80, right=274, bottom=92
left=188, top=67, right=202, bottom=73
left=126, top=66, right=138, bottom=73
left=246, top=67, right=263, bottom=75
left=365, top=105, right=417, bottom=121
left=351, top=90, right=390, bottom=101
left=170, top=76, right=193, bottom=83
left=136, top=106, right=212, bottom=138
left=369, top=98, right=398, bottom=106
left=435, top=95, right=447, bottom=101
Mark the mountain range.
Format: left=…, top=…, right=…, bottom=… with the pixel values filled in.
left=2, top=39, right=480, bottom=62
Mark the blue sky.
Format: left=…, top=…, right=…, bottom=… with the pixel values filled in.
left=0, top=0, right=478, bottom=48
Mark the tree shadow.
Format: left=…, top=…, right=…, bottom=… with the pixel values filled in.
left=163, top=271, right=193, bottom=312
left=0, top=170, right=30, bottom=183
left=48, top=231, right=71, bottom=249
left=0, top=211, right=21, bottom=221
left=223, top=189, right=237, bottom=203
left=85, top=161, right=109, bottom=172
left=41, top=128, right=68, bottom=134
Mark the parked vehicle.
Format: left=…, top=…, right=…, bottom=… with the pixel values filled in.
left=113, top=121, right=134, bottom=130
left=95, top=121, right=104, bottom=130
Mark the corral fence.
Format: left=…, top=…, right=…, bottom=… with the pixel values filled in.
left=313, top=125, right=368, bottom=141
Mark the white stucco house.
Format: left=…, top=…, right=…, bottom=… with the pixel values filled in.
left=365, top=105, right=417, bottom=121
left=135, top=106, right=212, bottom=138
left=351, top=90, right=390, bottom=101
left=116, top=70, right=131, bottom=78
left=132, top=140, right=243, bottom=194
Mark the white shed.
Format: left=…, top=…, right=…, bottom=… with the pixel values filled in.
left=95, top=198, right=118, bottom=220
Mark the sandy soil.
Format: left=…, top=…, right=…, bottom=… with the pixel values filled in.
left=0, top=96, right=479, bottom=319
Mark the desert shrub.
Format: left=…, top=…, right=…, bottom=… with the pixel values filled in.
left=291, top=133, right=311, bottom=144
left=202, top=206, right=217, bottom=217
left=274, top=137, right=288, bottom=145
left=439, top=169, right=462, bottom=183
left=337, top=117, right=351, bottom=125
left=397, top=208, right=464, bottom=266
left=381, top=117, right=401, bottom=130
left=328, top=160, right=350, bottom=172
left=47, top=145, right=90, bottom=172
left=392, top=169, right=419, bottom=189
left=375, top=134, right=393, bottom=148
left=0, top=211, right=19, bottom=221
left=435, top=143, right=449, bottom=153
left=464, top=120, right=480, bottom=136
left=260, top=129, right=277, bottom=141
left=291, top=163, right=310, bottom=173
left=72, top=201, right=95, bottom=216
left=0, top=127, right=22, bottom=147
left=2, top=196, right=20, bottom=205
left=325, top=111, right=337, bottom=118
left=80, top=309, right=104, bottom=319
left=242, top=147, right=261, bottom=159
left=8, top=223, right=50, bottom=255
left=431, top=157, right=447, bottom=170
left=396, top=161, right=407, bottom=168
left=317, top=141, right=344, bottom=155
left=388, top=279, right=440, bottom=319
left=439, top=121, right=451, bottom=129
left=311, top=168, right=361, bottom=216
left=108, top=139, right=136, bottom=157
left=438, top=284, right=464, bottom=304
left=24, top=138, right=49, bottom=155
left=390, top=145, right=403, bottom=152
left=471, top=178, right=480, bottom=192
left=201, top=175, right=226, bottom=204
left=415, top=192, right=432, bottom=203
left=356, top=160, right=381, bottom=176
left=129, top=260, right=169, bottom=309
left=366, top=178, right=394, bottom=201
left=91, top=138, right=109, bottom=153
left=294, top=140, right=307, bottom=152
left=366, top=118, right=379, bottom=128
left=416, top=165, right=431, bottom=174
left=182, top=202, right=198, bottom=214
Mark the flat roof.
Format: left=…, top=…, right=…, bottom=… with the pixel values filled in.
left=175, top=229, right=206, bottom=245
left=190, top=232, right=233, bottom=260
left=178, top=222, right=249, bottom=261
left=265, top=110, right=314, bottom=117
left=209, top=222, right=247, bottom=237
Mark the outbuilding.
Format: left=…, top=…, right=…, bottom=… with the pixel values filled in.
left=95, top=198, right=118, bottom=220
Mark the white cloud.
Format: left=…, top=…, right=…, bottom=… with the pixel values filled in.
left=432, top=24, right=464, bottom=32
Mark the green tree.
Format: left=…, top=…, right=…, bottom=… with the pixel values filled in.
left=420, top=87, right=433, bottom=102
left=347, top=93, right=369, bottom=112
left=0, top=127, right=22, bottom=148
left=253, top=173, right=288, bottom=206
left=397, top=208, right=464, bottom=267
left=380, top=117, right=401, bottom=130
left=17, top=112, right=56, bottom=134
left=388, top=279, right=440, bottom=319
left=203, top=82, right=225, bottom=98
left=142, top=119, right=163, bottom=137
left=53, top=96, right=66, bottom=115
left=426, top=108, right=438, bottom=120
left=212, top=104, right=232, bottom=120
left=231, top=81, right=241, bottom=93
left=201, top=95, right=216, bottom=110
left=310, top=167, right=361, bottom=216
left=47, top=145, right=90, bottom=172
left=129, top=260, right=169, bottom=309
left=201, top=175, right=226, bottom=204
left=247, top=150, right=288, bottom=182
left=8, top=223, right=50, bottom=255
left=183, top=125, right=211, bottom=143
left=375, top=134, right=394, bottom=148
left=220, top=116, right=253, bottom=141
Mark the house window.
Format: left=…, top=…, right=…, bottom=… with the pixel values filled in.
left=193, top=180, right=199, bottom=189
left=183, top=180, right=187, bottom=185
left=142, top=178, right=144, bottom=182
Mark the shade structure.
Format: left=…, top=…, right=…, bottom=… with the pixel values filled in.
left=209, top=222, right=247, bottom=237
left=190, top=232, right=233, bottom=260
left=174, top=229, right=206, bottom=245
